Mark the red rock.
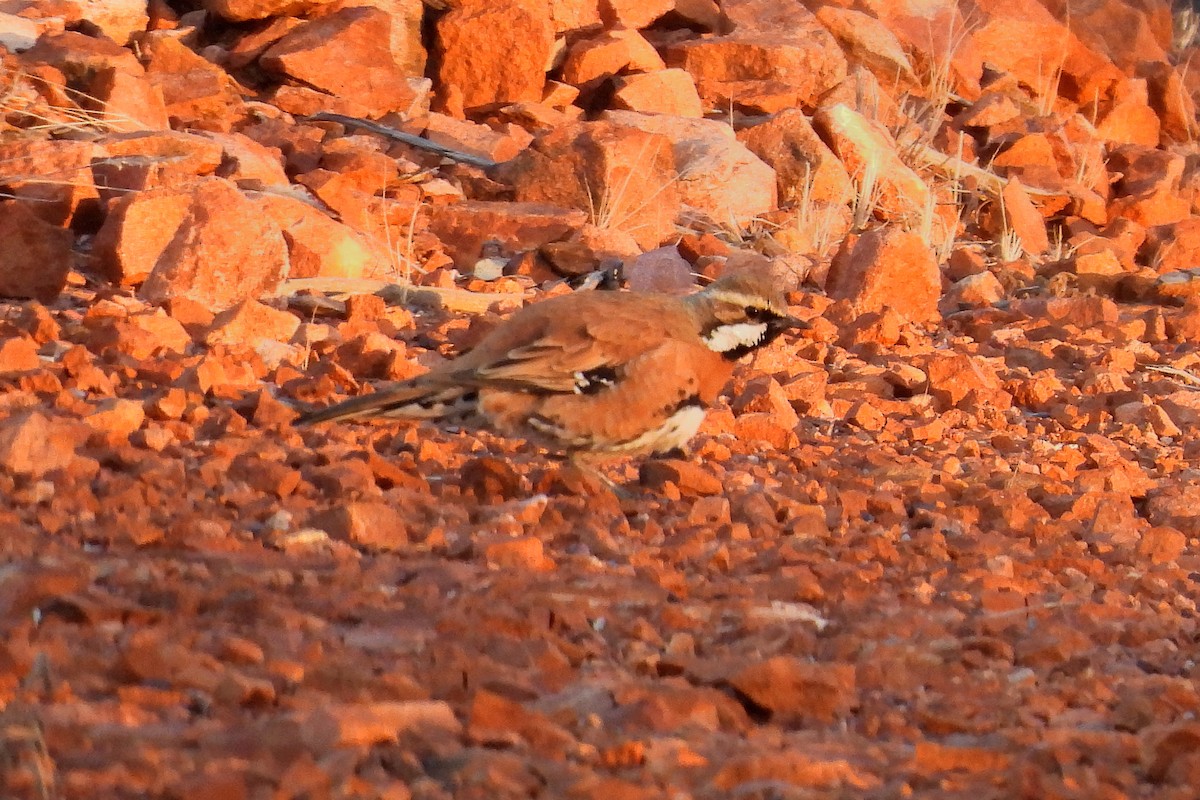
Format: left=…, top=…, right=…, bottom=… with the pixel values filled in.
left=484, top=537, right=554, bottom=571
left=983, top=176, right=1049, bottom=257
left=94, top=177, right=289, bottom=310
left=468, top=689, right=576, bottom=757
left=1143, top=217, right=1200, bottom=275
left=943, top=271, right=1005, bottom=310
left=602, top=110, right=777, bottom=228
left=954, top=91, right=1022, bottom=128
left=17, top=33, right=165, bottom=132
left=713, top=752, right=877, bottom=791
left=200, top=130, right=289, bottom=186
left=0, top=412, right=80, bottom=478
left=0, top=337, right=40, bottom=375
left=260, top=6, right=428, bottom=118
left=847, top=400, right=886, bottom=431
left=85, top=310, right=193, bottom=361
left=248, top=191, right=381, bottom=280
left=561, top=28, right=664, bottom=86
left=427, top=200, right=586, bottom=270
left=459, top=456, right=524, bottom=502
left=302, top=701, right=460, bottom=749
left=919, top=351, right=1010, bottom=412
left=0, top=200, right=73, bottom=302
left=611, top=69, right=704, bottom=118
left=727, top=656, right=856, bottom=723
left=1034, top=294, right=1120, bottom=329
left=177, top=771, right=248, bottom=800
left=502, top=121, right=681, bottom=250
left=814, top=5, right=914, bottom=86
left=602, top=0, right=673, bottom=28
left=217, top=636, right=265, bottom=667
left=738, top=108, right=852, bottom=208
left=1056, top=0, right=1171, bottom=73
left=212, top=668, right=276, bottom=707
left=1145, top=722, right=1200, bottom=784
left=732, top=413, right=799, bottom=450
left=567, top=776, right=660, bottom=800
left=664, top=3, right=846, bottom=114
left=205, top=0, right=337, bottom=24
left=89, top=60, right=173, bottom=131
left=84, top=398, right=145, bottom=442
left=1140, top=60, right=1199, bottom=144
left=914, top=740, right=1011, bottom=773
left=540, top=224, right=640, bottom=276
left=687, top=496, right=731, bottom=527
left=0, top=138, right=101, bottom=226
left=423, top=112, right=529, bottom=164
left=1144, top=485, right=1200, bottom=536
left=638, top=459, right=723, bottom=496
left=1096, top=78, right=1162, bottom=147
left=61, top=0, right=147, bottom=44
left=826, top=228, right=940, bottom=324
left=13, top=304, right=61, bottom=344
left=623, top=246, right=693, bottom=293
left=434, top=0, right=553, bottom=114
left=812, top=104, right=930, bottom=224
left=968, top=0, right=1123, bottom=107
left=1161, top=388, right=1200, bottom=427
left=1113, top=400, right=1182, bottom=439
left=730, top=375, right=800, bottom=429
left=1106, top=146, right=1190, bottom=227
left=141, top=34, right=245, bottom=131
left=309, top=501, right=409, bottom=550
left=93, top=130, right=226, bottom=200
left=1137, top=526, right=1187, bottom=565
left=205, top=300, right=300, bottom=350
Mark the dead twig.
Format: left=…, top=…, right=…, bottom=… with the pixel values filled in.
left=304, top=112, right=501, bottom=170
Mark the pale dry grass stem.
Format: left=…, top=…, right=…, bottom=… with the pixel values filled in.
left=1046, top=225, right=1076, bottom=263
left=1, top=68, right=140, bottom=134
left=0, top=713, right=58, bottom=800
left=584, top=136, right=678, bottom=240
left=893, top=11, right=977, bottom=158
left=794, top=163, right=844, bottom=257
left=850, top=157, right=883, bottom=230
left=380, top=185, right=427, bottom=284
left=1033, top=51, right=1066, bottom=118
left=918, top=192, right=964, bottom=265
left=1174, top=3, right=1200, bottom=53
left=996, top=227, right=1025, bottom=264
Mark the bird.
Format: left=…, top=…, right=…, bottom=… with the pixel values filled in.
left=297, top=268, right=805, bottom=459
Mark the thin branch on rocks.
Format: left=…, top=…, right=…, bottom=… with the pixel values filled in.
left=305, top=112, right=502, bottom=170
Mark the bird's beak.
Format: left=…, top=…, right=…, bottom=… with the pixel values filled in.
left=774, top=314, right=809, bottom=332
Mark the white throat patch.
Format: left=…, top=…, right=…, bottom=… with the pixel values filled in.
left=703, top=322, right=768, bottom=353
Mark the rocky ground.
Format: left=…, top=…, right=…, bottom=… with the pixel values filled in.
left=3, top=0, right=1200, bottom=798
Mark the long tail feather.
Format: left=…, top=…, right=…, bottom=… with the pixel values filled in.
left=296, top=382, right=475, bottom=426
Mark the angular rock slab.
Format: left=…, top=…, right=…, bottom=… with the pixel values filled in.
left=94, top=177, right=289, bottom=311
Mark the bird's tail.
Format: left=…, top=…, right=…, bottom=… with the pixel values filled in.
left=295, top=380, right=476, bottom=426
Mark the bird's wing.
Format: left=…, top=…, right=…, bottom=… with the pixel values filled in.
left=451, top=307, right=659, bottom=394
left=460, top=338, right=614, bottom=394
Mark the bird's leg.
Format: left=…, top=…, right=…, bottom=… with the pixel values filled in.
left=563, top=453, right=635, bottom=500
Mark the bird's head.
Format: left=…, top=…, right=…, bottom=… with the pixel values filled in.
left=688, top=269, right=808, bottom=360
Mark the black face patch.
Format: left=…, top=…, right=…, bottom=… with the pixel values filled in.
left=575, top=366, right=619, bottom=395
left=715, top=315, right=793, bottom=361
left=666, top=394, right=703, bottom=414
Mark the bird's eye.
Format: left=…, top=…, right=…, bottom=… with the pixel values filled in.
left=745, top=306, right=772, bottom=321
